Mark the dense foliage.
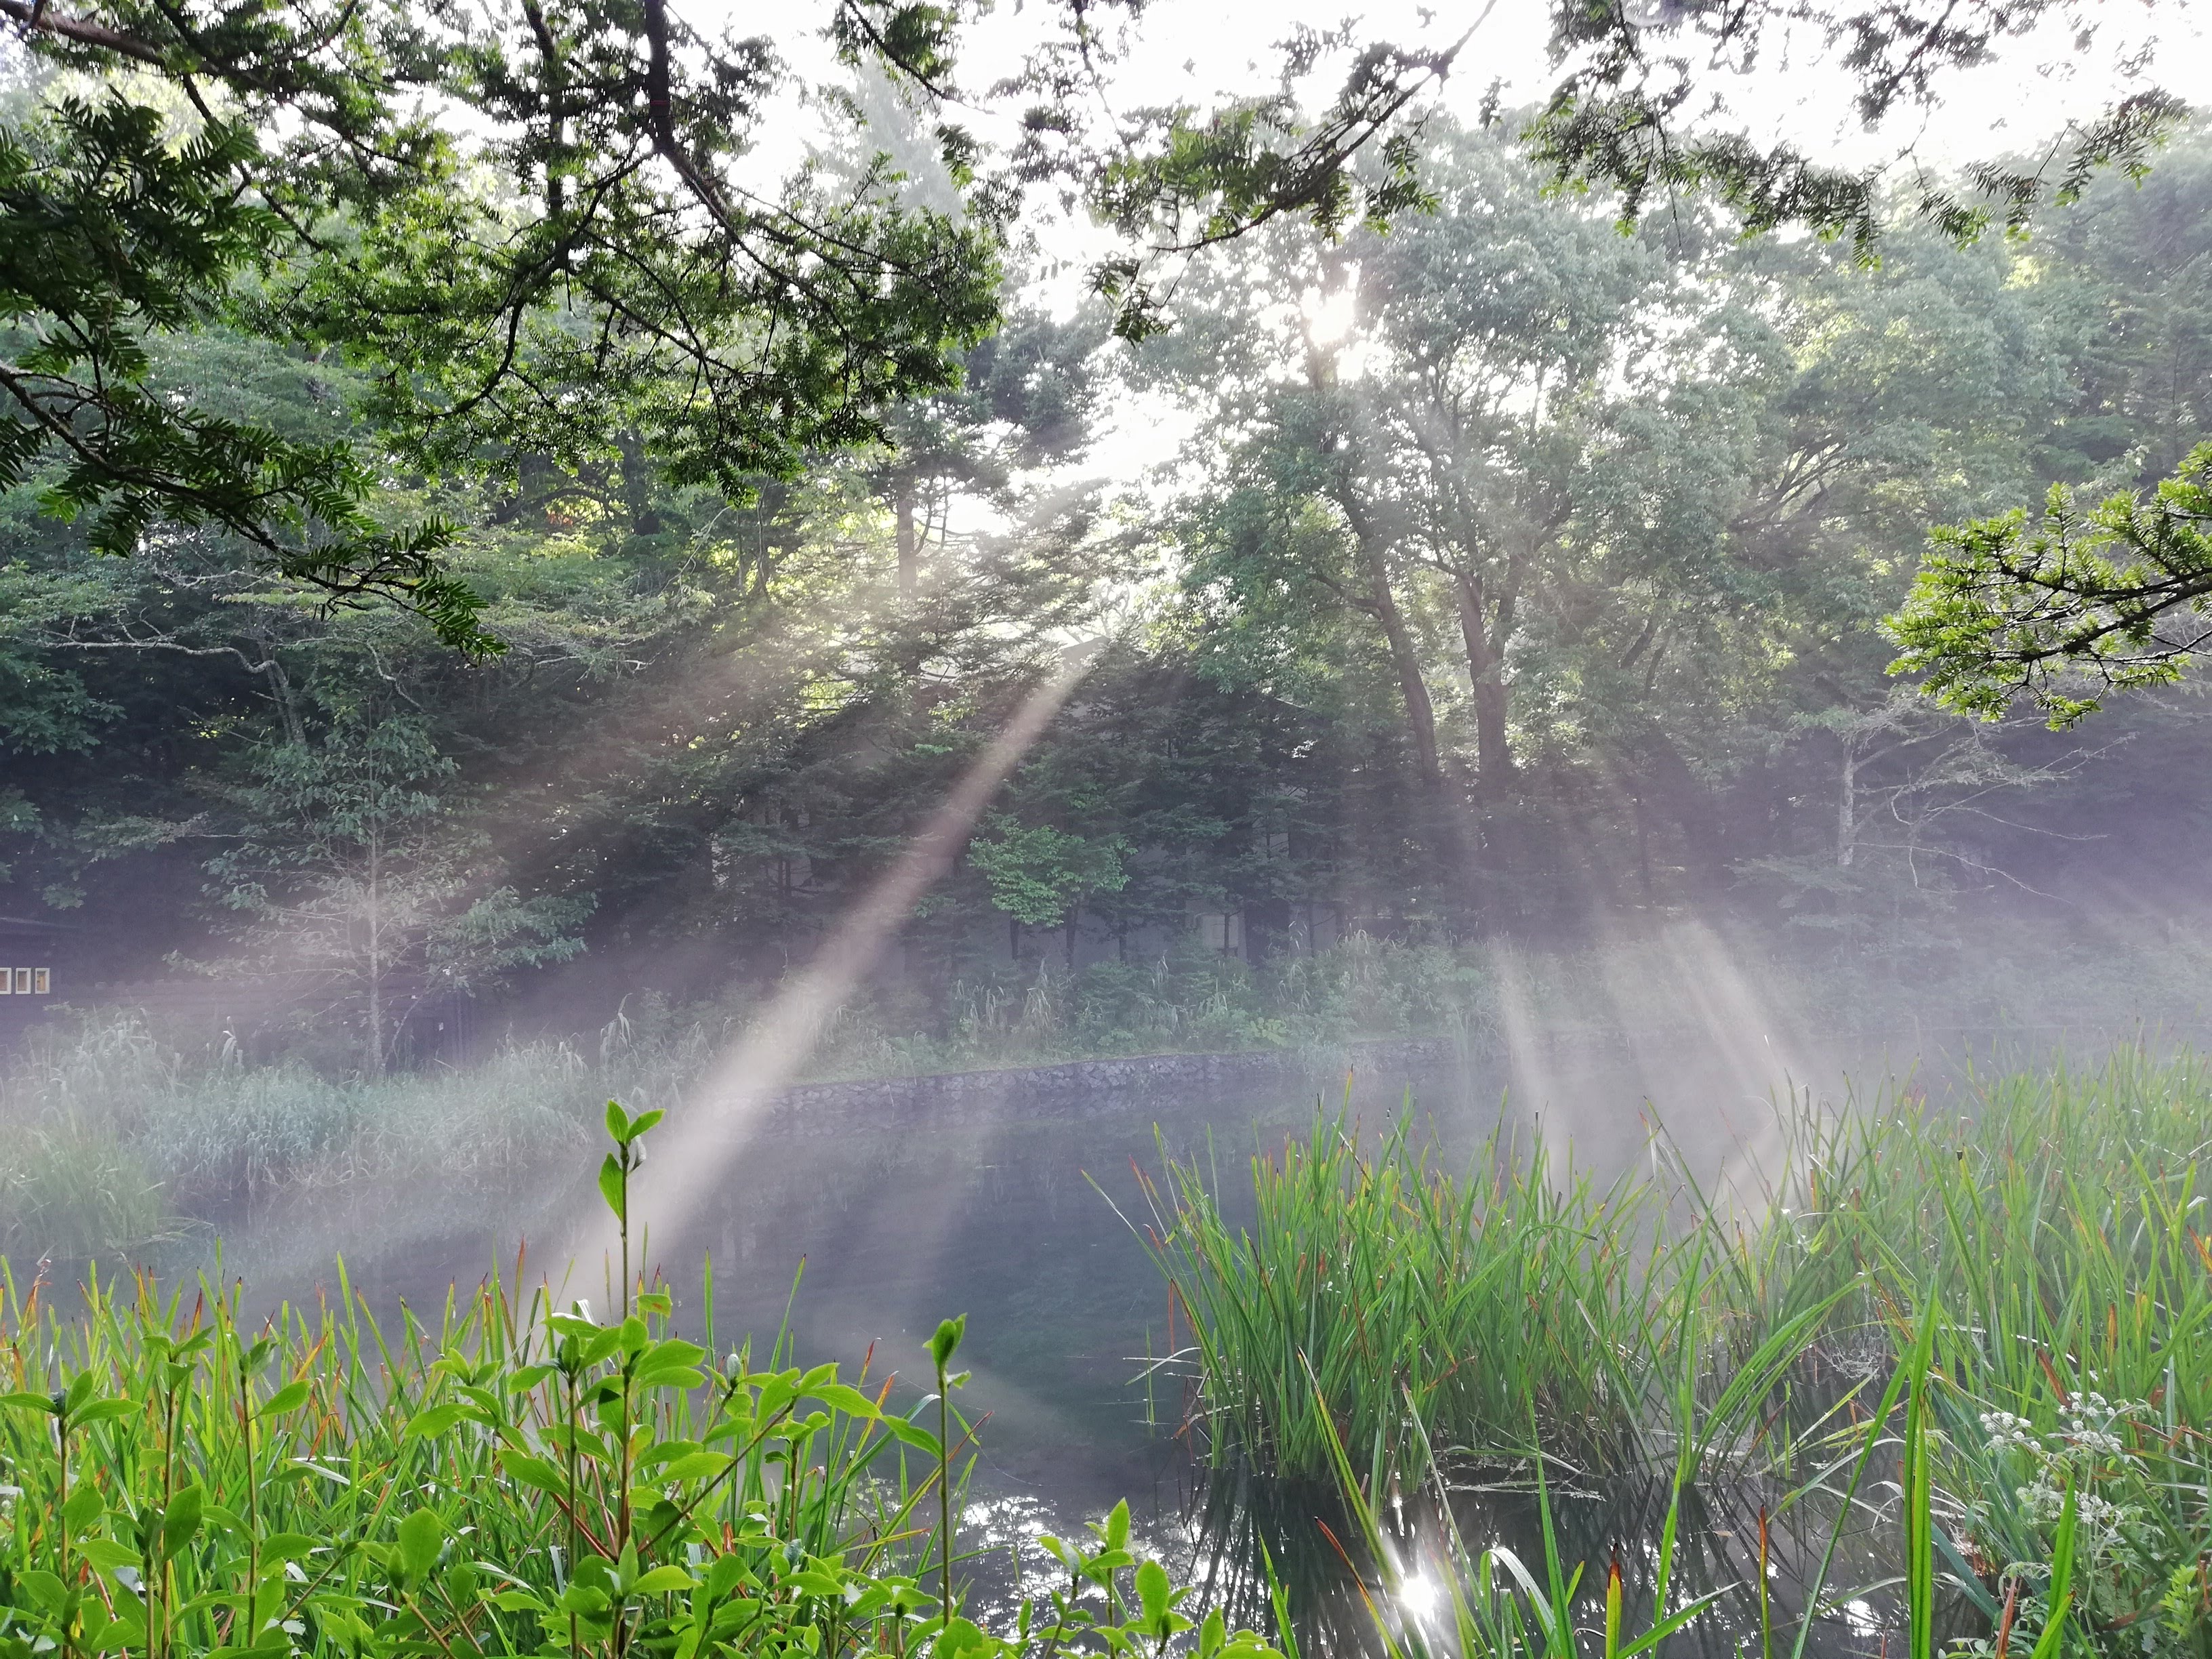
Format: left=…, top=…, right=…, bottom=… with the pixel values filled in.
left=0, top=1103, right=1288, bottom=1659
left=7, top=107, right=2212, bottom=1076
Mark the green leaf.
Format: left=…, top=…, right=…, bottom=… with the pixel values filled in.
left=927, top=1314, right=966, bottom=1372
left=2027, top=1484, right=2079, bottom=1659
left=631, top=1565, right=696, bottom=1596
left=81, top=1539, right=140, bottom=1572
left=395, top=1508, right=443, bottom=1584
left=19, top=1570, right=70, bottom=1613
left=404, top=1401, right=466, bottom=1441
left=810, top=1382, right=884, bottom=1419
left=1135, top=1559, right=1172, bottom=1629
left=62, top=1482, right=102, bottom=1530
left=885, top=1416, right=943, bottom=1455
left=598, top=1151, right=626, bottom=1221
left=260, top=1380, right=311, bottom=1416
left=161, top=1485, right=205, bottom=1563
left=705, top=1555, right=754, bottom=1601
left=653, top=1451, right=732, bottom=1485
left=499, top=1450, right=569, bottom=1495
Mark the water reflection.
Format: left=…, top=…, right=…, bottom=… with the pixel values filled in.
left=1183, top=1464, right=1929, bottom=1659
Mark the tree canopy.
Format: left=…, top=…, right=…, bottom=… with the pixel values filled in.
left=4, top=0, right=2190, bottom=669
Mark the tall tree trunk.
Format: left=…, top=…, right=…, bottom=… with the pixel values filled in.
left=262, top=650, right=304, bottom=746
left=1328, top=436, right=1475, bottom=919
left=1837, top=741, right=1858, bottom=867
left=618, top=434, right=661, bottom=535
left=1351, top=523, right=1443, bottom=791
left=1455, top=572, right=1513, bottom=794
left=896, top=477, right=918, bottom=602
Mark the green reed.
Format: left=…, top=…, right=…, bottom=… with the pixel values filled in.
left=0, top=1101, right=1282, bottom=1659
left=1128, top=1113, right=1857, bottom=1483
left=1141, top=1049, right=2212, bottom=1657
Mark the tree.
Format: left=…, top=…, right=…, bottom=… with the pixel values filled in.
left=966, top=814, right=1128, bottom=962
left=198, top=714, right=587, bottom=1073
left=1887, top=134, right=2212, bottom=722
left=1343, top=120, right=1662, bottom=794
left=1, top=0, right=1006, bottom=647
left=1889, top=453, right=2212, bottom=726
left=5, top=0, right=2188, bottom=672
left=870, top=309, right=1104, bottom=606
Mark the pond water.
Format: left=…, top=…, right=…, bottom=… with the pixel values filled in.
left=187, top=1029, right=2059, bottom=1655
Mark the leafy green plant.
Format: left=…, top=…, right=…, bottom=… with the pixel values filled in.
left=0, top=1103, right=1285, bottom=1659
left=1127, top=1111, right=1856, bottom=1485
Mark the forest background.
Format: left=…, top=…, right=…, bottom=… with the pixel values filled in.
left=5, top=56, right=2212, bottom=1107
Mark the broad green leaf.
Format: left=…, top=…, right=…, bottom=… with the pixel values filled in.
left=161, top=1486, right=205, bottom=1563
left=81, top=1539, right=140, bottom=1572
left=260, top=1380, right=312, bottom=1416
left=404, top=1401, right=466, bottom=1441
left=653, top=1452, right=731, bottom=1485
left=1136, top=1559, right=1172, bottom=1629
left=811, top=1382, right=884, bottom=1419
left=395, top=1508, right=443, bottom=1584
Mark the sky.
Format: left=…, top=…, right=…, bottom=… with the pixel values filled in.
left=949, top=0, right=2212, bottom=173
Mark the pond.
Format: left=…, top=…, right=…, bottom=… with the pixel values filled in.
left=182, top=1027, right=2041, bottom=1656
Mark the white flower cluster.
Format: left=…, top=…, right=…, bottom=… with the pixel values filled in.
left=1980, top=1395, right=2152, bottom=1569
left=2057, top=1392, right=2135, bottom=1458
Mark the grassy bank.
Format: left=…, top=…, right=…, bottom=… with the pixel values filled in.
left=1142, top=1048, right=2212, bottom=1656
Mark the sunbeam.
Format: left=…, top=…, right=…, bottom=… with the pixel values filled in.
left=579, top=638, right=1107, bottom=1271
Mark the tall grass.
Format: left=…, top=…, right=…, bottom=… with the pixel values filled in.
left=1130, top=1113, right=1857, bottom=1483
left=1143, top=1048, right=2212, bottom=1658
left=0, top=1010, right=714, bottom=1261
